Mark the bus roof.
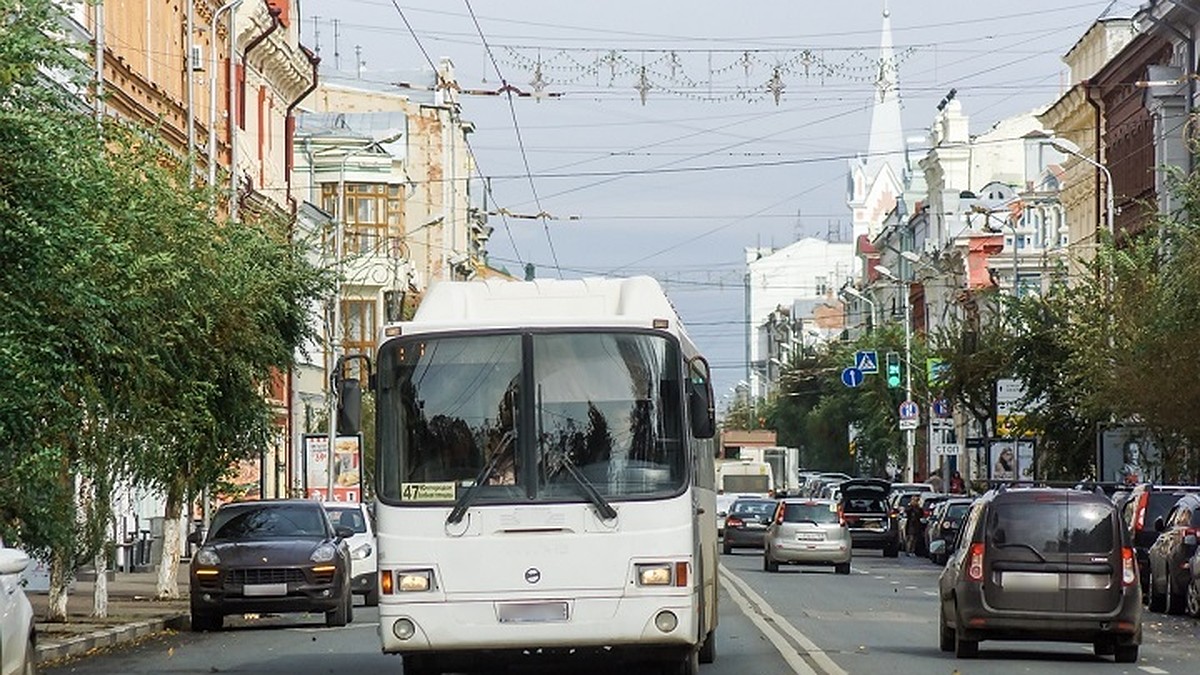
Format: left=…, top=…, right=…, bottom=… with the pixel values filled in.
left=396, top=276, right=692, bottom=340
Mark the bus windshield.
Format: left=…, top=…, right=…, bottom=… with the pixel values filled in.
left=377, top=331, right=687, bottom=505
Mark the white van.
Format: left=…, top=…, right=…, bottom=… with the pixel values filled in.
left=324, top=502, right=378, bottom=606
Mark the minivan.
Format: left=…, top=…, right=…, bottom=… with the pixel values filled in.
left=938, top=487, right=1141, bottom=662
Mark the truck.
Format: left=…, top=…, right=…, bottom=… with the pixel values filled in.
left=736, top=446, right=801, bottom=497
left=714, top=458, right=775, bottom=534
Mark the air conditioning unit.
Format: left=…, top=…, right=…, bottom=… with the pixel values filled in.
left=923, top=241, right=939, bottom=255
left=190, top=45, right=204, bottom=72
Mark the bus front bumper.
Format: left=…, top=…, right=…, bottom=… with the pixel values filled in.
left=379, top=593, right=700, bottom=654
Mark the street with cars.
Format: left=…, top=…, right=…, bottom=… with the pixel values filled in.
left=27, top=477, right=1200, bottom=675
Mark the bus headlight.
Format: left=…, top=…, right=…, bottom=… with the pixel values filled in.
left=637, top=563, right=672, bottom=586
left=397, top=570, right=433, bottom=592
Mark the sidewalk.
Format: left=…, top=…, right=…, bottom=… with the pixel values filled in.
left=28, top=565, right=190, bottom=665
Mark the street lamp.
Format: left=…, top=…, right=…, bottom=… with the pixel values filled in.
left=969, top=204, right=1020, bottom=297
left=874, top=264, right=915, bottom=483
left=840, top=286, right=878, bottom=331
left=1045, top=137, right=1115, bottom=242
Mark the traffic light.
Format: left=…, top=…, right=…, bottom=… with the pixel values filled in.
left=885, top=351, right=901, bottom=388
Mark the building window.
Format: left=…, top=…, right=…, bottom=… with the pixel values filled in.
left=815, top=275, right=828, bottom=296
left=321, top=182, right=405, bottom=256
left=341, top=298, right=377, bottom=380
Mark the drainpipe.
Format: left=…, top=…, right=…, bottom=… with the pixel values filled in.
left=208, top=0, right=242, bottom=195
left=186, top=0, right=195, bottom=178
left=93, top=1, right=105, bottom=120
left=1083, top=79, right=1104, bottom=242
left=231, top=4, right=281, bottom=221
left=283, top=45, right=320, bottom=498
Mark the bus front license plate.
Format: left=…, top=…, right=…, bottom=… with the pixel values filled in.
left=497, top=601, right=570, bottom=623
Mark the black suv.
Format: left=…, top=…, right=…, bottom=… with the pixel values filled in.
left=938, top=487, right=1142, bottom=662
left=1146, top=493, right=1200, bottom=614
left=1120, top=483, right=1200, bottom=594
left=839, top=478, right=899, bottom=557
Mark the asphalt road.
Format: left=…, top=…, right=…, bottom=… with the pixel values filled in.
left=43, top=549, right=1200, bottom=675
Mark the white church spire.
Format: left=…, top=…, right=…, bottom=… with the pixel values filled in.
left=866, top=2, right=906, bottom=185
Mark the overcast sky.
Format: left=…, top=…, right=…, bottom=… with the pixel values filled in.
left=297, top=0, right=1133, bottom=402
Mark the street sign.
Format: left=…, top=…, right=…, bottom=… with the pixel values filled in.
left=898, top=400, right=919, bottom=420
left=840, top=367, right=864, bottom=388
left=930, top=418, right=954, bottom=431
left=855, top=350, right=879, bottom=374
left=933, top=444, right=962, bottom=456
left=899, top=418, right=919, bottom=431
left=932, top=398, right=951, bottom=418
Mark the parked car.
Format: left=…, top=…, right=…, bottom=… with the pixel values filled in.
left=0, top=544, right=35, bottom=675
left=1120, top=483, right=1200, bottom=594
left=925, top=497, right=974, bottom=564
left=763, top=498, right=851, bottom=574
left=938, top=487, right=1141, bottom=662
left=189, top=499, right=354, bottom=631
left=722, top=497, right=777, bottom=554
left=1186, top=545, right=1200, bottom=616
left=840, top=478, right=899, bottom=557
left=1146, top=493, right=1200, bottom=614
left=324, top=502, right=378, bottom=606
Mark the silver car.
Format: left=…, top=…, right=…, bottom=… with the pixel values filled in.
left=763, top=498, right=852, bottom=574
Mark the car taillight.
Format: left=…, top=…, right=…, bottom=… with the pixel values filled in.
left=967, top=543, right=985, bottom=582
left=1134, top=492, right=1149, bottom=531
left=837, top=504, right=845, bottom=526
left=726, top=517, right=744, bottom=529
left=1121, top=547, right=1136, bottom=587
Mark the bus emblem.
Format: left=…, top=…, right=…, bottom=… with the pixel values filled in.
left=524, top=568, right=541, bottom=584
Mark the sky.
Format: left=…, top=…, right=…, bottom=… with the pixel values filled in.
left=296, top=0, right=1135, bottom=404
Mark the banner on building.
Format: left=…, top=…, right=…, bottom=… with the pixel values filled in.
left=304, top=434, right=363, bottom=502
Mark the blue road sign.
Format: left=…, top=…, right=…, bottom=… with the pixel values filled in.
left=899, top=400, right=919, bottom=420
left=855, top=350, right=879, bottom=374
left=841, top=367, right=864, bottom=388
left=932, top=398, right=951, bottom=418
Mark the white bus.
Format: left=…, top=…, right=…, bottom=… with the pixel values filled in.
left=373, top=277, right=719, bottom=675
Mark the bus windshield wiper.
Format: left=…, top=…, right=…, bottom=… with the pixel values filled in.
left=554, top=453, right=617, bottom=521
left=447, top=431, right=514, bottom=525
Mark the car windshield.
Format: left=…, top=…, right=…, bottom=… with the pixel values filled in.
left=209, top=504, right=328, bottom=540
left=989, top=500, right=1115, bottom=554
left=783, top=502, right=838, bottom=524
left=326, top=507, right=368, bottom=534
left=946, top=503, right=972, bottom=520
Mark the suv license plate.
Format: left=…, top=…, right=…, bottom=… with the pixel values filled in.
left=244, top=583, right=287, bottom=597
left=797, top=532, right=823, bottom=541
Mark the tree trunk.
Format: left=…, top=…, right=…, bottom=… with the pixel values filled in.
left=47, top=548, right=71, bottom=622
left=155, top=479, right=185, bottom=600
left=92, top=547, right=108, bottom=618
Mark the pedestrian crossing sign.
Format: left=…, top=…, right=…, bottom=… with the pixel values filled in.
left=855, top=350, right=878, bottom=374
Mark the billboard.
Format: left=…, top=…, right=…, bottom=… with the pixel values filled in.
left=304, top=434, right=363, bottom=502
left=1099, top=426, right=1161, bottom=486
left=988, top=439, right=1035, bottom=481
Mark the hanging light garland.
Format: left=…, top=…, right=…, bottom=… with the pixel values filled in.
left=495, top=45, right=916, bottom=105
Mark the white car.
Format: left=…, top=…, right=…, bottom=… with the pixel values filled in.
left=324, top=502, right=378, bottom=606
left=0, top=545, right=35, bottom=675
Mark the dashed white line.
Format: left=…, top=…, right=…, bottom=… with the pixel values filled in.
left=720, top=564, right=849, bottom=675
left=1139, top=667, right=1169, bottom=674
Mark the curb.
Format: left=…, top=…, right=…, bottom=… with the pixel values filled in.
left=36, top=614, right=188, bottom=663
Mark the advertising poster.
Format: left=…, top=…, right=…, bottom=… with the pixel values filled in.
left=1100, top=426, right=1160, bottom=486
left=988, top=439, right=1035, bottom=481
left=304, top=434, right=363, bottom=502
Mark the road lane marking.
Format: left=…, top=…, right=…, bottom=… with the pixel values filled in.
left=1139, top=667, right=1169, bottom=674
left=720, top=564, right=849, bottom=675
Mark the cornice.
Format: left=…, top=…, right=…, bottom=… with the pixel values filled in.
left=238, top=2, right=315, bottom=102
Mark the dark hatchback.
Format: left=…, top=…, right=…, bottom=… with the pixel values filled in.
left=938, top=487, right=1141, bottom=662
left=1146, top=493, right=1200, bottom=614
left=722, top=498, right=777, bottom=554
left=189, top=499, right=354, bottom=631
left=1120, top=484, right=1200, bottom=594
left=840, top=478, right=899, bottom=557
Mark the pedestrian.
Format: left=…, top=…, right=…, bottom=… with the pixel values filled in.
left=904, top=495, right=923, bottom=556
left=949, top=471, right=966, bottom=494
left=928, top=472, right=944, bottom=493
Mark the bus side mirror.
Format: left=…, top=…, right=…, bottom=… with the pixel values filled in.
left=337, top=378, right=362, bottom=435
